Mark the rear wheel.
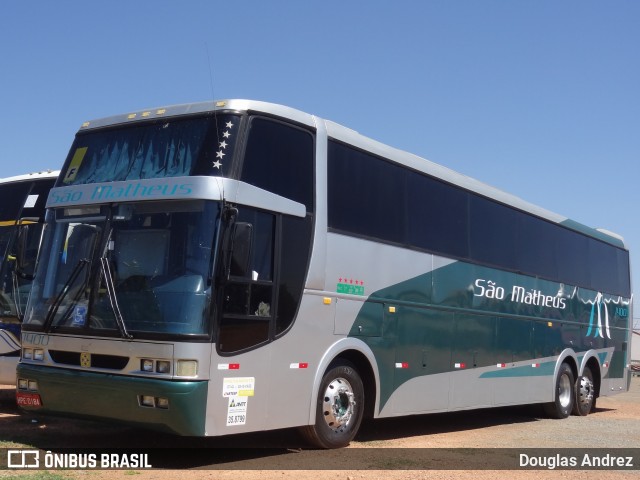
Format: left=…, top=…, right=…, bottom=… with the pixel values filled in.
left=572, top=365, right=596, bottom=416
left=300, top=361, right=364, bottom=449
left=543, top=362, right=575, bottom=419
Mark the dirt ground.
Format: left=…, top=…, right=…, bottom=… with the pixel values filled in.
left=0, top=376, right=639, bottom=479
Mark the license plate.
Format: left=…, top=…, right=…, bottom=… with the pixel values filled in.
left=16, top=392, right=42, bottom=407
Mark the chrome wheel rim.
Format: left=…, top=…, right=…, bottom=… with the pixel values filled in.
left=558, top=372, right=572, bottom=408
left=322, top=377, right=356, bottom=432
left=577, top=375, right=594, bottom=408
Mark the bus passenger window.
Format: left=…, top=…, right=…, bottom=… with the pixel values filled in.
left=219, top=208, right=275, bottom=353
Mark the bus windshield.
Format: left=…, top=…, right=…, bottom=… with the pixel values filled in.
left=24, top=200, right=220, bottom=337
left=61, top=114, right=240, bottom=185
left=0, top=177, right=54, bottom=318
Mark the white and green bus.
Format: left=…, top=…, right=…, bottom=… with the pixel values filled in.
left=17, top=100, right=631, bottom=448
left=0, top=170, right=58, bottom=384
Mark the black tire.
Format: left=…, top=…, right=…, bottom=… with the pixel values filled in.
left=300, top=361, right=364, bottom=449
left=543, top=362, right=575, bottom=419
left=572, top=365, right=596, bottom=416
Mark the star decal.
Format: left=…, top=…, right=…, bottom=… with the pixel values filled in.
left=219, top=140, right=228, bottom=149
left=226, top=121, right=234, bottom=129
left=213, top=160, right=222, bottom=169
left=216, top=150, right=226, bottom=159
left=223, top=130, right=231, bottom=139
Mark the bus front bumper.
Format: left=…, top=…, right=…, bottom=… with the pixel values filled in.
left=16, top=363, right=208, bottom=436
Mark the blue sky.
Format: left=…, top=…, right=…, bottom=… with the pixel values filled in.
left=1, top=1, right=638, bottom=323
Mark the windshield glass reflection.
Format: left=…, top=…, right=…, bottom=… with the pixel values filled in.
left=25, top=201, right=220, bottom=337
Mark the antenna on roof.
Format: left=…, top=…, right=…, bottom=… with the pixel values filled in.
left=205, top=41, right=226, bottom=204
left=205, top=41, right=216, bottom=103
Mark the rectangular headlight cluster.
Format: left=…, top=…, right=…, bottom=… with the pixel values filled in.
left=22, top=348, right=45, bottom=361
left=138, top=395, right=169, bottom=409
left=139, top=358, right=198, bottom=377
left=140, top=358, right=171, bottom=374
left=17, top=378, right=39, bottom=391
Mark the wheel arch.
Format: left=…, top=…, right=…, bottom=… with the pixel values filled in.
left=307, top=338, right=379, bottom=425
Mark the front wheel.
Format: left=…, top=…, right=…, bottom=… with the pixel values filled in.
left=572, top=366, right=596, bottom=416
left=300, top=361, right=364, bottom=449
left=543, top=362, right=575, bottom=419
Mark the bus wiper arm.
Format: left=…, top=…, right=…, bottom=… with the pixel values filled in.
left=43, top=258, right=89, bottom=332
left=100, top=257, right=132, bottom=339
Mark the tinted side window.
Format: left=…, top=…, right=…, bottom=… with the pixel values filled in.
left=555, top=226, right=589, bottom=288
left=588, top=238, right=618, bottom=294
left=407, top=172, right=468, bottom=258
left=469, top=196, right=515, bottom=268
left=469, top=195, right=517, bottom=268
left=328, top=142, right=404, bottom=243
left=518, top=214, right=558, bottom=280
left=219, top=208, right=275, bottom=353
left=241, top=117, right=314, bottom=212
left=218, top=208, right=313, bottom=353
left=276, top=215, right=313, bottom=336
left=327, top=140, right=630, bottom=297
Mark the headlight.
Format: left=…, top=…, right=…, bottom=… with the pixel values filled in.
left=176, top=360, right=198, bottom=377
left=156, top=360, right=171, bottom=374
left=141, top=359, right=154, bottom=372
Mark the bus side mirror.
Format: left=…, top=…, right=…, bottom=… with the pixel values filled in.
left=229, top=222, right=253, bottom=278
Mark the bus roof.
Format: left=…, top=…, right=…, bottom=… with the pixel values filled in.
left=0, top=170, right=59, bottom=185
left=77, top=99, right=626, bottom=250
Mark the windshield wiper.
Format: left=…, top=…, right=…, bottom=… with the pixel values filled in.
left=43, top=258, right=90, bottom=332
left=100, top=257, right=132, bottom=339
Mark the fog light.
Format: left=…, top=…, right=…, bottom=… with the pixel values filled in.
left=156, top=360, right=171, bottom=374
left=23, top=348, right=33, bottom=360
left=18, top=378, right=28, bottom=390
left=34, top=349, right=44, bottom=361
left=156, top=397, right=169, bottom=409
left=176, top=360, right=198, bottom=377
left=141, top=359, right=154, bottom=372
left=28, top=380, right=38, bottom=391
left=140, top=395, right=155, bottom=407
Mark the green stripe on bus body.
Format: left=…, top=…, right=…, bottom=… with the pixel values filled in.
left=598, top=352, right=608, bottom=366
left=17, top=363, right=207, bottom=436
left=347, top=259, right=628, bottom=411
left=479, top=361, right=555, bottom=378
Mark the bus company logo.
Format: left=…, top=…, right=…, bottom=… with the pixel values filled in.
left=473, top=278, right=566, bottom=310
left=586, top=292, right=611, bottom=339
left=229, top=398, right=247, bottom=408
left=80, top=352, right=91, bottom=368
left=7, top=449, right=39, bottom=469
